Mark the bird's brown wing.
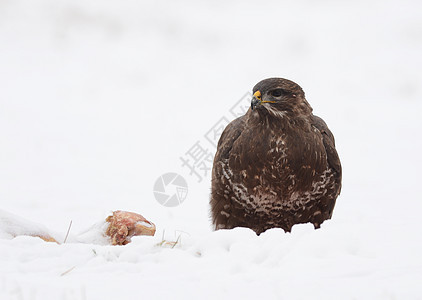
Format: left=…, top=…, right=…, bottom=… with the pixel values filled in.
left=214, top=116, right=245, bottom=161
left=311, top=115, right=342, bottom=181
left=210, top=115, right=246, bottom=228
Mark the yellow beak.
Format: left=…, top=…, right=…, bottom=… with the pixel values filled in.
left=253, top=90, right=276, bottom=104
left=251, top=90, right=276, bottom=110
left=253, top=90, right=262, bottom=100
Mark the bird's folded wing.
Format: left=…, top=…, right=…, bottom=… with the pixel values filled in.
left=311, top=115, right=342, bottom=175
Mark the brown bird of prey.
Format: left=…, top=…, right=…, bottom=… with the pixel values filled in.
left=210, top=78, right=342, bottom=234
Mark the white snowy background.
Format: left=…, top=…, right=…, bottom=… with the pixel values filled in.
left=1, top=0, right=422, bottom=299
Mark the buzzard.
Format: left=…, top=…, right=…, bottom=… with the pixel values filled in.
left=210, top=78, right=342, bottom=234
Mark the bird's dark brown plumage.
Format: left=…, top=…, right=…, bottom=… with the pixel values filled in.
left=210, top=78, right=342, bottom=234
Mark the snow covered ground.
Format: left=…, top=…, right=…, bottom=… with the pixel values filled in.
left=1, top=0, right=422, bottom=299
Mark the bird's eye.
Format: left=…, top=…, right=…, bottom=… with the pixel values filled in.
left=270, top=89, right=283, bottom=97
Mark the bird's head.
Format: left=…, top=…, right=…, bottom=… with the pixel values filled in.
left=251, top=78, right=312, bottom=117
